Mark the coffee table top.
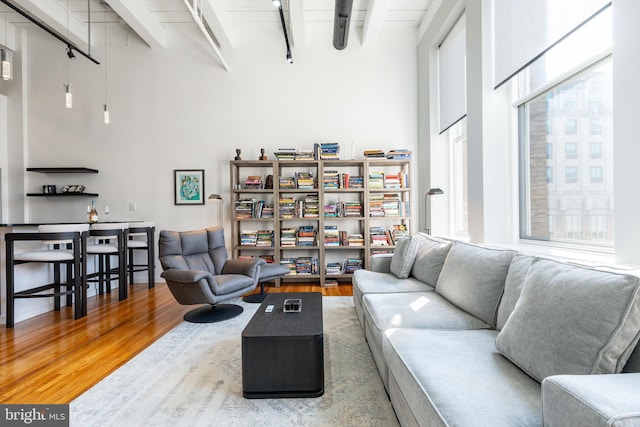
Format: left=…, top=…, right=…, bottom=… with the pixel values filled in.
left=242, top=292, right=323, bottom=338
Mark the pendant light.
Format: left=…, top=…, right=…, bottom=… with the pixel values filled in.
left=103, top=3, right=109, bottom=124
left=63, top=1, right=72, bottom=107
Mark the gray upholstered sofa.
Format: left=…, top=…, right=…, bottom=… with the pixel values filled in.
left=353, top=233, right=640, bottom=427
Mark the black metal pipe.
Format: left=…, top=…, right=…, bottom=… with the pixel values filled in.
left=333, top=0, right=353, bottom=50
left=277, top=4, right=292, bottom=63
left=0, top=0, right=100, bottom=64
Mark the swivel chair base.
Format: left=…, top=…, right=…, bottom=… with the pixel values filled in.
left=243, top=291, right=266, bottom=303
left=183, top=304, right=243, bottom=323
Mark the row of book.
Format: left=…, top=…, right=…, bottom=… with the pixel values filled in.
left=326, top=258, right=364, bottom=275
left=280, top=226, right=317, bottom=246
left=240, top=230, right=275, bottom=247
left=369, top=224, right=410, bottom=246
left=234, top=199, right=274, bottom=218
left=364, top=148, right=412, bottom=159
left=322, top=171, right=364, bottom=189
left=323, top=200, right=363, bottom=217
left=369, top=194, right=410, bottom=217
left=273, top=148, right=315, bottom=160
left=278, top=194, right=320, bottom=218
left=369, top=171, right=410, bottom=188
left=323, top=226, right=365, bottom=246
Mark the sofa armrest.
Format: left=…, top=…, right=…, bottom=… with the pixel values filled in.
left=542, top=373, right=640, bottom=427
left=370, top=253, right=393, bottom=273
left=222, top=258, right=265, bottom=278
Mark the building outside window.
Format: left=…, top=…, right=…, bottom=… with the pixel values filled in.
left=517, top=5, right=613, bottom=248
left=448, top=118, right=468, bottom=237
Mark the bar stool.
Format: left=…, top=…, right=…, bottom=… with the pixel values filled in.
left=86, top=223, right=128, bottom=301
left=4, top=224, right=89, bottom=328
left=127, top=221, right=155, bottom=289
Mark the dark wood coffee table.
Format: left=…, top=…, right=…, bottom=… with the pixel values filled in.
left=242, top=292, right=324, bottom=398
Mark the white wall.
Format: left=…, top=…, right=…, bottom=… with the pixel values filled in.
left=20, top=22, right=418, bottom=231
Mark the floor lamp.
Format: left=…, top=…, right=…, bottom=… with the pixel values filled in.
left=208, top=194, right=223, bottom=226
left=424, top=188, right=444, bottom=235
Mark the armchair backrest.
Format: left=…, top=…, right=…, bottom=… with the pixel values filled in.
left=158, top=227, right=228, bottom=275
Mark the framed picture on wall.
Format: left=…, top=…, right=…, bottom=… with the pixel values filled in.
left=174, top=169, right=205, bottom=205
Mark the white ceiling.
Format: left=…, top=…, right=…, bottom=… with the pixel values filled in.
left=0, top=0, right=433, bottom=66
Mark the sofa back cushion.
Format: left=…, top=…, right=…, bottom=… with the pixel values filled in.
left=389, top=236, right=420, bottom=279
left=496, top=258, right=640, bottom=382
left=496, top=255, right=536, bottom=330
left=435, top=241, right=516, bottom=327
left=410, top=233, right=452, bottom=286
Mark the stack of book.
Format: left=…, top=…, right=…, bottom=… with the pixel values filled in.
left=279, top=176, right=296, bottom=189
left=256, top=230, right=274, bottom=247
left=303, top=194, right=319, bottom=218
left=386, top=149, right=412, bottom=159
left=370, top=226, right=391, bottom=246
left=384, top=173, right=402, bottom=188
left=280, top=227, right=298, bottom=247
left=297, top=226, right=316, bottom=246
left=391, top=224, right=410, bottom=243
left=343, top=200, right=363, bottom=217
left=363, top=149, right=385, bottom=158
left=323, top=170, right=340, bottom=188
left=347, top=233, right=364, bottom=246
left=273, top=148, right=296, bottom=160
left=369, top=171, right=384, bottom=188
left=240, top=230, right=258, bottom=246
left=295, top=257, right=317, bottom=275
left=382, top=193, right=402, bottom=216
left=295, top=172, right=315, bottom=189
left=343, top=258, right=363, bottom=273
left=325, top=262, right=343, bottom=275
left=260, top=254, right=274, bottom=263
left=261, top=205, right=274, bottom=218
left=323, top=225, right=340, bottom=246
left=369, top=195, right=385, bottom=217
left=244, top=176, right=263, bottom=189
left=323, top=203, right=339, bottom=217
left=234, top=199, right=255, bottom=218
left=295, top=150, right=315, bottom=160
left=278, top=197, right=296, bottom=218
left=318, top=142, right=340, bottom=160
left=348, top=175, right=364, bottom=188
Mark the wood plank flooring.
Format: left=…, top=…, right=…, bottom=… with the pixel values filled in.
left=0, top=282, right=352, bottom=404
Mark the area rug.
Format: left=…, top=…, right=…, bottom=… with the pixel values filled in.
left=70, top=297, right=398, bottom=426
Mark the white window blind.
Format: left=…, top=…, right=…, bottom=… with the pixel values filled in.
left=493, top=0, right=610, bottom=88
left=438, top=13, right=466, bottom=134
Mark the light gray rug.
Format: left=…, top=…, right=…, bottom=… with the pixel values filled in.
left=70, top=297, right=398, bottom=426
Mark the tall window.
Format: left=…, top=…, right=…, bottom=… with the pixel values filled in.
left=448, top=119, right=468, bottom=237
left=517, top=5, right=613, bottom=248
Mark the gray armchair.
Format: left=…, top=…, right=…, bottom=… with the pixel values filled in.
left=158, top=227, right=265, bottom=323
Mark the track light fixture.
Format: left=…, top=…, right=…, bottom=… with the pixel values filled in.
left=277, top=2, right=293, bottom=64
left=66, top=45, right=76, bottom=59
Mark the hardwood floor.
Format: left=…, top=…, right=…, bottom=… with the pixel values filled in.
left=0, top=282, right=352, bottom=404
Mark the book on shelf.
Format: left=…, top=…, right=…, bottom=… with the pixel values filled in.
left=343, top=258, right=363, bottom=273
left=363, top=149, right=385, bottom=158
left=240, top=230, right=258, bottom=246
left=369, top=171, right=384, bottom=188
left=280, top=227, right=298, bottom=247
left=295, top=172, right=315, bottom=189
left=256, top=230, right=274, bottom=247
left=347, top=233, right=364, bottom=246
left=278, top=197, right=296, bottom=218
left=383, top=173, right=402, bottom=189
left=325, top=262, right=343, bottom=275
left=319, top=142, right=340, bottom=160
left=343, top=200, right=363, bottom=217
left=244, top=175, right=263, bottom=189
left=348, top=175, right=364, bottom=189
left=295, top=150, right=315, bottom=160
left=386, top=149, right=412, bottom=159
left=273, top=148, right=297, bottom=160
left=323, top=225, right=340, bottom=246
left=234, top=199, right=255, bottom=218
left=279, top=176, right=296, bottom=189
left=323, top=170, right=340, bottom=189
left=297, top=225, right=317, bottom=246
left=382, top=193, right=401, bottom=216
left=303, top=194, right=319, bottom=218
left=370, top=226, right=391, bottom=246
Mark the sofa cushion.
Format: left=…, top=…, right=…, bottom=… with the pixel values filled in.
left=410, top=233, right=452, bottom=286
left=496, top=259, right=640, bottom=382
left=436, top=241, right=516, bottom=327
left=496, top=255, right=536, bottom=330
left=385, top=329, right=542, bottom=427
left=389, top=236, right=420, bottom=279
